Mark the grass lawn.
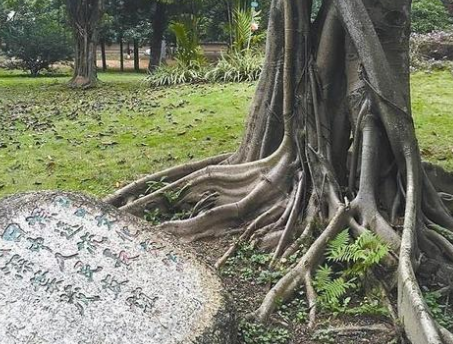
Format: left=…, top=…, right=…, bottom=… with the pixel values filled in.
left=0, top=69, right=452, bottom=198
left=0, top=70, right=253, bottom=197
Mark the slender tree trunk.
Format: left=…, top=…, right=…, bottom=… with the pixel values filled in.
left=119, top=37, right=124, bottom=72
left=100, top=39, right=107, bottom=71
left=66, top=0, right=101, bottom=88
left=133, top=39, right=140, bottom=72
left=148, top=1, right=167, bottom=72
left=440, top=0, right=453, bottom=16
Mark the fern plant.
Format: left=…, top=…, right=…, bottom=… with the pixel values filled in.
left=326, top=229, right=389, bottom=279
left=314, top=229, right=389, bottom=316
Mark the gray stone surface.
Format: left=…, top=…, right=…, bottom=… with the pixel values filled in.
left=0, top=191, right=236, bottom=344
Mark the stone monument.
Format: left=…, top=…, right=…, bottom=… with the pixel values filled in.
left=0, top=191, right=236, bottom=344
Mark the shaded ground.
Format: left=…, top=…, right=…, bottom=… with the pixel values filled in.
left=189, top=236, right=397, bottom=344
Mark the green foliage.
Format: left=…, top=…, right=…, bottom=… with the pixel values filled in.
left=231, top=7, right=253, bottom=52
left=345, top=296, right=389, bottom=317
left=277, top=289, right=308, bottom=324
left=145, top=178, right=168, bottom=195
left=149, top=50, right=263, bottom=86
left=326, top=229, right=389, bottom=279
left=314, top=229, right=389, bottom=316
left=424, top=291, right=453, bottom=331
left=239, top=319, right=291, bottom=344
left=221, top=242, right=280, bottom=283
left=163, top=183, right=191, bottom=205
left=0, top=10, right=73, bottom=76
left=148, top=14, right=207, bottom=86
left=143, top=180, right=191, bottom=223
left=412, top=0, right=452, bottom=34
left=315, top=265, right=356, bottom=303
left=311, top=330, right=335, bottom=344
left=206, top=51, right=263, bottom=82
left=230, top=5, right=265, bottom=53
left=147, top=64, right=207, bottom=86
left=144, top=207, right=191, bottom=224
left=169, top=14, right=205, bottom=68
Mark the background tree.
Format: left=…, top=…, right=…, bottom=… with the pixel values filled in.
left=66, top=0, right=101, bottom=87
left=0, top=0, right=73, bottom=76
left=107, top=0, right=453, bottom=342
left=148, top=1, right=169, bottom=71
left=120, top=0, right=152, bottom=72
left=98, top=9, right=117, bottom=72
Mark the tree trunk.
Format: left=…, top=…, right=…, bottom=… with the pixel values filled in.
left=66, top=0, right=101, bottom=88
left=100, top=39, right=107, bottom=72
left=133, top=39, right=140, bottom=73
left=148, top=1, right=167, bottom=72
left=119, top=37, right=124, bottom=72
left=105, top=0, right=453, bottom=342
left=440, top=0, right=453, bottom=17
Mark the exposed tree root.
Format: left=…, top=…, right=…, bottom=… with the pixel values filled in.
left=314, top=324, right=395, bottom=336
left=103, top=153, right=230, bottom=207
left=304, top=271, right=317, bottom=330
left=106, top=0, right=453, bottom=342
left=251, top=206, right=348, bottom=322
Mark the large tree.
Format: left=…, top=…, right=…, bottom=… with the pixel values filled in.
left=66, top=0, right=101, bottom=88
left=106, top=0, right=453, bottom=342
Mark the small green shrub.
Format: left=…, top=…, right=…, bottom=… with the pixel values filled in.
left=277, top=289, right=308, bottom=324
left=239, top=319, right=291, bottom=344
left=143, top=180, right=192, bottom=223
left=424, top=290, right=453, bottom=331
left=325, top=229, right=389, bottom=279
left=0, top=10, right=73, bottom=76
left=147, top=63, right=207, bottom=86
left=230, top=6, right=265, bottom=53
left=206, top=52, right=263, bottom=83
left=169, top=14, right=205, bottom=67
left=221, top=242, right=276, bottom=282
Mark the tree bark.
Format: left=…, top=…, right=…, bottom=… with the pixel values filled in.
left=133, top=39, right=140, bottom=73
left=66, top=0, right=101, bottom=88
left=119, top=36, right=124, bottom=72
left=100, top=39, right=107, bottom=71
left=148, top=1, right=167, bottom=72
left=106, top=0, right=453, bottom=342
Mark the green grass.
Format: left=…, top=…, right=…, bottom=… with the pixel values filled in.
left=0, top=70, right=253, bottom=197
left=0, top=69, right=452, bottom=198
left=411, top=71, right=453, bottom=171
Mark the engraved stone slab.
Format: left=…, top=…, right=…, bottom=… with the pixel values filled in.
left=0, top=192, right=236, bottom=344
